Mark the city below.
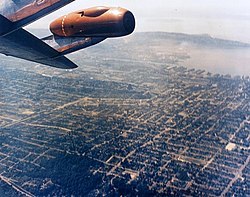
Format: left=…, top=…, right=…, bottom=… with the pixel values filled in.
left=0, top=32, right=249, bottom=196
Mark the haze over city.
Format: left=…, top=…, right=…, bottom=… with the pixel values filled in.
left=27, top=0, right=250, bottom=43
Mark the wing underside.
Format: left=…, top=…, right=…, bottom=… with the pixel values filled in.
left=0, top=26, right=78, bottom=69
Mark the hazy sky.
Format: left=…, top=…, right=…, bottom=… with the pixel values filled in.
left=27, top=0, right=250, bottom=43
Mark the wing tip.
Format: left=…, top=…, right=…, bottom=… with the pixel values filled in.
left=64, top=64, right=78, bottom=69
left=51, top=56, right=78, bottom=69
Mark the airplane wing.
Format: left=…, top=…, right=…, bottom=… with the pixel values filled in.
left=0, top=15, right=77, bottom=69
left=0, top=4, right=135, bottom=69
left=0, top=0, right=75, bottom=29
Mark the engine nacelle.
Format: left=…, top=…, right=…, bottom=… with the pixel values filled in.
left=50, top=6, right=135, bottom=37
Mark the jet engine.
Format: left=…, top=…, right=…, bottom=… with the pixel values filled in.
left=50, top=6, right=135, bottom=37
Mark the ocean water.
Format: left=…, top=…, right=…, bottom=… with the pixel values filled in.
left=183, top=48, right=250, bottom=76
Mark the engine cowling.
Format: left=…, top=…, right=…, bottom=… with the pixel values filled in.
left=50, top=6, right=135, bottom=37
